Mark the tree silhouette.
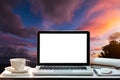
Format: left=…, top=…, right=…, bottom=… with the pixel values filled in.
left=100, top=40, right=120, bottom=59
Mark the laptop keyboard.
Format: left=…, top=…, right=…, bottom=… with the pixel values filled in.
left=39, top=66, right=87, bottom=70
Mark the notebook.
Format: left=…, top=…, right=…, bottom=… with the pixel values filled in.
left=33, top=30, right=93, bottom=76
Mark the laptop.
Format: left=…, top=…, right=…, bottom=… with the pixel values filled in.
left=33, top=30, right=93, bottom=76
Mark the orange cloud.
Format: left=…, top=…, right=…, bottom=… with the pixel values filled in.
left=80, top=9, right=120, bottom=38
left=86, top=0, right=120, bottom=18
left=109, top=32, right=120, bottom=41
left=77, top=0, right=120, bottom=38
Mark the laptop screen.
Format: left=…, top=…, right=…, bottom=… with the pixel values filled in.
left=37, top=31, right=90, bottom=65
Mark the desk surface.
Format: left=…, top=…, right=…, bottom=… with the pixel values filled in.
left=0, top=68, right=120, bottom=78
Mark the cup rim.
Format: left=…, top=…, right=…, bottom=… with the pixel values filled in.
left=10, top=58, right=26, bottom=61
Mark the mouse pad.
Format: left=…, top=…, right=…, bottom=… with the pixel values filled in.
left=94, top=68, right=120, bottom=76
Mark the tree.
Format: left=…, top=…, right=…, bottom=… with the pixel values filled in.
left=100, top=40, right=120, bottom=59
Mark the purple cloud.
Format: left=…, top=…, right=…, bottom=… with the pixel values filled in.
left=29, top=0, right=83, bottom=24
left=0, top=0, right=38, bottom=38
left=0, top=45, right=36, bottom=64
left=0, top=33, right=37, bottom=64
left=0, top=33, right=36, bottom=47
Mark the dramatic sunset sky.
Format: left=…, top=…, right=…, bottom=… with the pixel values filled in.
left=0, top=0, right=120, bottom=64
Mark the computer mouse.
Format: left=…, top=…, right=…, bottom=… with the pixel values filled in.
left=100, top=68, right=112, bottom=74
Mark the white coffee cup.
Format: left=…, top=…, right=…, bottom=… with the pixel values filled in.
left=10, top=58, right=26, bottom=71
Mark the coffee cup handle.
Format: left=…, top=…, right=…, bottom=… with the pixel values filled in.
left=26, top=59, right=30, bottom=62
left=25, top=60, right=31, bottom=66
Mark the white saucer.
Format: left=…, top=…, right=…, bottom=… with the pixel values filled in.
left=5, top=66, right=31, bottom=73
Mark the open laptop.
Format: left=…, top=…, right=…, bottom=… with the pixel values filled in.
left=33, top=30, right=93, bottom=76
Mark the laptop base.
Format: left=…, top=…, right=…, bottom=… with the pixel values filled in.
left=32, top=66, right=93, bottom=76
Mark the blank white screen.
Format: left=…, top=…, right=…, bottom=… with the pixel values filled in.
left=40, top=33, right=87, bottom=63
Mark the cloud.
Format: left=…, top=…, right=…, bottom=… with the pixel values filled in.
left=90, top=36, right=100, bottom=41
left=109, top=32, right=120, bottom=41
left=90, top=38, right=108, bottom=50
left=0, top=0, right=38, bottom=38
left=0, top=33, right=37, bottom=64
left=77, top=0, right=120, bottom=38
left=0, top=0, right=37, bottom=65
left=0, top=33, right=36, bottom=47
left=86, top=0, right=120, bottom=18
left=29, top=0, right=83, bottom=24
left=0, top=45, right=36, bottom=64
